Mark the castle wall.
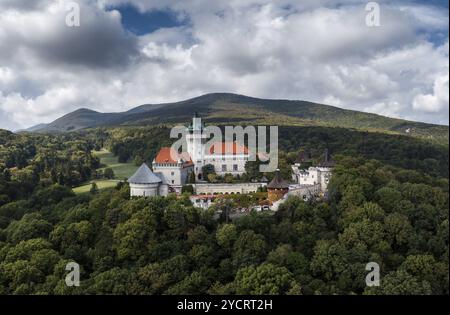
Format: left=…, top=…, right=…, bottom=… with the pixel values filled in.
left=194, top=182, right=265, bottom=195
left=288, top=184, right=322, bottom=199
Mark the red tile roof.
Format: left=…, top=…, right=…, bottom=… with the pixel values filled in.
left=154, top=147, right=193, bottom=165
left=208, top=142, right=249, bottom=155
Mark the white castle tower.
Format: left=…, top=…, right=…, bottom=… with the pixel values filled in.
left=128, top=163, right=164, bottom=197
left=186, top=112, right=208, bottom=180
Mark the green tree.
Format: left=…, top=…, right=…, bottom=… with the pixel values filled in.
left=166, top=271, right=210, bottom=295
left=216, top=224, right=237, bottom=251
left=364, top=270, right=432, bottom=295
left=90, top=182, right=99, bottom=194
left=87, top=268, right=132, bottom=294
left=400, top=255, right=448, bottom=294
left=245, top=156, right=261, bottom=180
left=202, top=164, right=216, bottom=182
left=234, top=263, right=299, bottom=295
left=384, top=213, right=413, bottom=248
left=232, top=230, right=267, bottom=268
left=181, top=185, right=194, bottom=194
left=5, top=213, right=52, bottom=244
left=266, top=244, right=309, bottom=276
left=113, top=216, right=150, bottom=262
left=188, top=172, right=196, bottom=184
left=207, top=173, right=219, bottom=183
left=103, top=168, right=115, bottom=179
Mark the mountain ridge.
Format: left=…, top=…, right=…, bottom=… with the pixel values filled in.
left=22, top=93, right=449, bottom=144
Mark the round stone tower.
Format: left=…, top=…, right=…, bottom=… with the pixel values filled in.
left=128, top=163, right=162, bottom=197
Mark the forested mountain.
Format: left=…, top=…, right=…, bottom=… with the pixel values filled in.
left=26, top=93, right=449, bottom=145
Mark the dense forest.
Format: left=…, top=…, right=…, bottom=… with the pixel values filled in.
left=0, top=126, right=448, bottom=295
left=0, top=130, right=100, bottom=206
left=104, top=125, right=448, bottom=179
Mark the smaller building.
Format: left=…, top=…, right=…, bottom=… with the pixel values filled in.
left=292, top=166, right=333, bottom=192
left=267, top=169, right=290, bottom=203
left=190, top=194, right=222, bottom=210
left=128, top=163, right=166, bottom=197
left=291, top=149, right=334, bottom=192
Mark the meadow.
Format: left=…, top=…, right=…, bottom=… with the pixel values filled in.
left=72, top=149, right=138, bottom=194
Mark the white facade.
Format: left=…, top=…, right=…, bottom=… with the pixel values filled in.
left=153, top=162, right=193, bottom=193
left=203, top=154, right=248, bottom=176
left=129, top=182, right=160, bottom=197
left=292, top=163, right=333, bottom=192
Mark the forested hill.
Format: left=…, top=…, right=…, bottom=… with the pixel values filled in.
left=25, top=93, right=449, bottom=145
left=0, top=126, right=448, bottom=295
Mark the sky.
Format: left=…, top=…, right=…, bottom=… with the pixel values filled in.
left=0, top=0, right=448, bottom=131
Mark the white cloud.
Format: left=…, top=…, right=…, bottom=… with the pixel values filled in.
left=0, top=86, right=89, bottom=126
left=413, top=74, right=449, bottom=113
left=0, top=67, right=15, bottom=84
left=0, top=0, right=448, bottom=130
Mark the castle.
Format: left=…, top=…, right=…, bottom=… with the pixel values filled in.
left=185, top=112, right=250, bottom=179
left=129, top=113, right=251, bottom=197
left=128, top=114, right=334, bottom=203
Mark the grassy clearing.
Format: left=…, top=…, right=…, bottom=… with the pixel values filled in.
left=73, top=149, right=138, bottom=194
left=72, top=180, right=119, bottom=194
left=93, top=149, right=138, bottom=180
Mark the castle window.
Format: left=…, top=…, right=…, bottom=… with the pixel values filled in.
left=233, top=164, right=238, bottom=171
left=222, top=165, right=227, bottom=172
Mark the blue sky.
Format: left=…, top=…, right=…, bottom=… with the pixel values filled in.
left=108, top=4, right=185, bottom=36
left=110, top=0, right=449, bottom=49
left=113, top=0, right=448, bottom=41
